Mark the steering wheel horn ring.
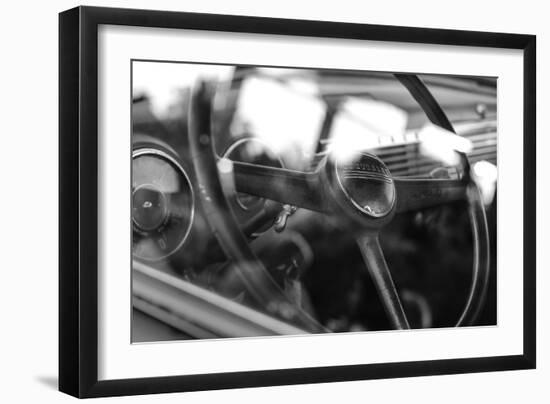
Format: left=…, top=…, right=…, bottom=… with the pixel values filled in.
left=321, top=152, right=397, bottom=231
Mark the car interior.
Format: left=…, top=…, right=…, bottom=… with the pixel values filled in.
left=130, top=64, right=497, bottom=341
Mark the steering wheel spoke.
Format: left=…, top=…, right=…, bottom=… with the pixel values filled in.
left=356, top=233, right=411, bottom=330
left=231, top=160, right=332, bottom=214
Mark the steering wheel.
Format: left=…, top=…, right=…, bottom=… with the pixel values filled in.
left=187, top=75, right=490, bottom=332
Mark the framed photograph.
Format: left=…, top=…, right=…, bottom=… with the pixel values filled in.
left=59, top=6, right=536, bottom=398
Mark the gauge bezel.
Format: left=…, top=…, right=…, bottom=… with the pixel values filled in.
left=132, top=147, right=195, bottom=261
left=333, top=152, right=396, bottom=219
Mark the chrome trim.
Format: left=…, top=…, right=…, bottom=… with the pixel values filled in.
left=133, top=260, right=307, bottom=338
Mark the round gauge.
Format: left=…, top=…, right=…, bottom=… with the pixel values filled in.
left=222, top=138, right=284, bottom=211
left=132, top=148, right=194, bottom=261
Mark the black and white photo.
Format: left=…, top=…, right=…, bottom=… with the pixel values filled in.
left=131, top=62, right=498, bottom=341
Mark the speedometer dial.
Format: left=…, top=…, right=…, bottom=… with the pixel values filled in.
left=132, top=148, right=194, bottom=261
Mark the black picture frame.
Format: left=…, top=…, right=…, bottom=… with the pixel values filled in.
left=59, top=5, right=536, bottom=398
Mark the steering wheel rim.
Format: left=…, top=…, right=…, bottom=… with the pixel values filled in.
left=188, top=81, right=327, bottom=333
left=396, top=74, right=491, bottom=327
left=187, top=74, right=490, bottom=332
